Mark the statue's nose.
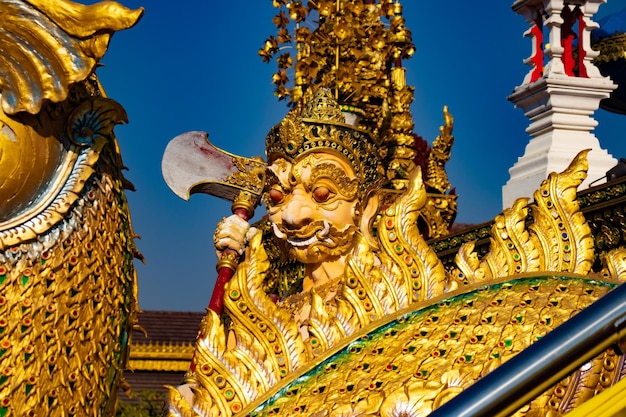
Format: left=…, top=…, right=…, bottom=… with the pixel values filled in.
left=281, top=188, right=315, bottom=229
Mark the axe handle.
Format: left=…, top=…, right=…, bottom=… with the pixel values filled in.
left=189, top=196, right=256, bottom=376
left=208, top=206, right=251, bottom=314
left=208, top=270, right=233, bottom=314
left=189, top=207, right=251, bottom=376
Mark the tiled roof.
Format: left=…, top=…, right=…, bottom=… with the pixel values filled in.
left=127, top=310, right=205, bottom=373
left=133, top=310, right=205, bottom=344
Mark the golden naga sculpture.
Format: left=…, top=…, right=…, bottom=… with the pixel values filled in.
left=0, top=1, right=143, bottom=416
left=161, top=1, right=626, bottom=416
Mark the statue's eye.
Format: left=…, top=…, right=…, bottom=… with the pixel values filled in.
left=269, top=188, right=285, bottom=204
left=313, top=186, right=331, bottom=203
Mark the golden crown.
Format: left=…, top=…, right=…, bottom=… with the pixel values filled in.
left=265, top=88, right=384, bottom=197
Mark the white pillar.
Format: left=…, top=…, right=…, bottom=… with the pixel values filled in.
left=503, top=0, right=616, bottom=209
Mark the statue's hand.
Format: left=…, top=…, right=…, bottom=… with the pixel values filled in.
left=213, top=214, right=257, bottom=257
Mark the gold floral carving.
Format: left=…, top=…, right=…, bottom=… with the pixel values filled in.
left=593, top=33, right=626, bottom=64
left=308, top=162, right=359, bottom=202
left=227, top=158, right=266, bottom=198
left=599, top=248, right=626, bottom=283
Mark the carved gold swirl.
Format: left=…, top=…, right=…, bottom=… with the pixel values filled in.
left=166, top=386, right=197, bottom=417
left=520, top=347, right=624, bottom=415
left=309, top=162, right=359, bottom=201
left=530, top=149, right=594, bottom=274
left=599, top=248, right=626, bottom=283
left=0, top=0, right=143, bottom=115
left=420, top=193, right=458, bottom=239
left=173, top=232, right=307, bottom=416
left=0, top=96, right=128, bottom=249
left=341, top=234, right=389, bottom=324
left=593, top=33, right=626, bottom=64
left=228, top=157, right=266, bottom=197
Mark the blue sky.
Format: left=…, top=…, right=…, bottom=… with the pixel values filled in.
left=95, top=1, right=626, bottom=312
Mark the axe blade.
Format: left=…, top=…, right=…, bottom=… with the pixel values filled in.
left=161, top=131, right=266, bottom=203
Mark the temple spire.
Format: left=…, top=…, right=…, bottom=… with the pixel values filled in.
left=503, top=0, right=617, bottom=208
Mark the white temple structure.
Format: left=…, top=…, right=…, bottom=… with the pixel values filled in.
left=503, top=0, right=617, bottom=208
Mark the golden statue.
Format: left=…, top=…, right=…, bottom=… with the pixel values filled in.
left=165, top=89, right=626, bottom=416
left=162, top=1, right=626, bottom=416
left=0, top=1, right=143, bottom=415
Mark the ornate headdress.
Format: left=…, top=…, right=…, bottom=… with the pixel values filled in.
left=265, top=88, right=384, bottom=197
left=261, top=0, right=457, bottom=238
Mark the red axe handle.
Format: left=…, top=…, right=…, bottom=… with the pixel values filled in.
left=189, top=206, right=252, bottom=376
left=189, top=195, right=255, bottom=374
left=208, top=193, right=256, bottom=314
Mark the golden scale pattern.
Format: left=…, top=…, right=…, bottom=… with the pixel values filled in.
left=167, top=148, right=626, bottom=416
left=0, top=137, right=139, bottom=416
left=243, top=276, right=618, bottom=416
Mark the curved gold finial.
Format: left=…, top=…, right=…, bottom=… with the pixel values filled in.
left=378, top=167, right=448, bottom=302
left=426, top=106, right=454, bottom=194
left=530, top=149, right=594, bottom=274
left=0, top=0, right=143, bottom=114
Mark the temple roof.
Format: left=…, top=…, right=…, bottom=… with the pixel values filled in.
left=133, top=310, right=204, bottom=344
left=127, top=310, right=204, bottom=373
